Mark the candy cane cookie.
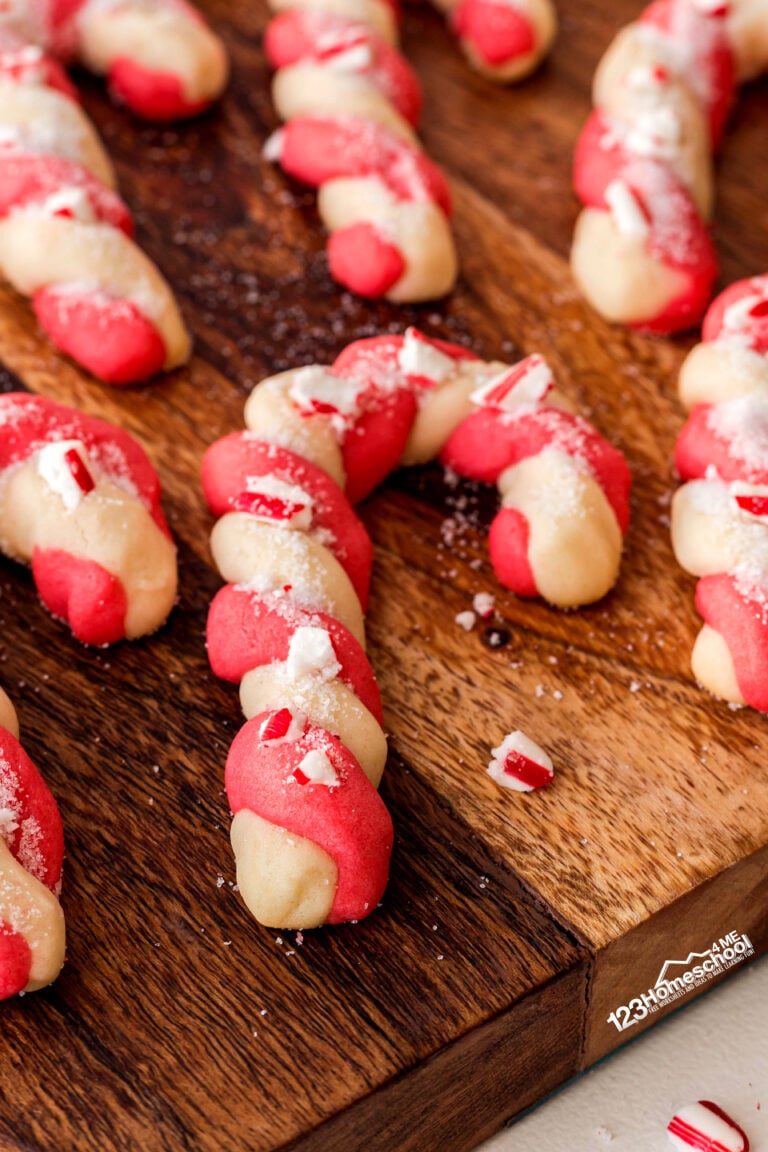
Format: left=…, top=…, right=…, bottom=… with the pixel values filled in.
left=429, top=0, right=557, bottom=82
left=203, top=329, right=629, bottom=929
left=570, top=0, right=767, bottom=335
left=262, top=2, right=458, bottom=302
left=0, top=0, right=228, bottom=120
left=0, top=392, right=177, bottom=646
left=0, top=29, right=191, bottom=383
left=0, top=690, right=66, bottom=1000
left=671, top=274, right=768, bottom=711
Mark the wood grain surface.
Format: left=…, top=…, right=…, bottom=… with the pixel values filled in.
left=0, top=0, right=766, bottom=1149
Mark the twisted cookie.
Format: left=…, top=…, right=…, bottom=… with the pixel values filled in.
left=0, top=393, right=177, bottom=645
left=263, top=2, right=458, bottom=302
left=672, top=274, right=768, bottom=711
left=0, top=689, right=66, bottom=1000
left=0, top=0, right=228, bottom=120
left=571, top=0, right=767, bottom=334
left=203, top=329, right=629, bottom=928
left=0, top=29, right=191, bottom=383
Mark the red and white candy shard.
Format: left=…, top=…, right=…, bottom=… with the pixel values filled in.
left=667, top=1101, right=749, bottom=1152
left=289, top=366, right=364, bottom=429
left=36, top=439, right=96, bottom=510
left=488, top=731, right=554, bottom=791
left=604, top=178, right=651, bottom=240
left=398, top=326, right=457, bottom=388
left=258, top=707, right=307, bottom=745
left=234, top=475, right=313, bottom=531
left=291, top=748, right=339, bottom=787
left=470, top=354, right=555, bottom=410
left=286, top=626, right=341, bottom=682
left=730, top=482, right=768, bottom=520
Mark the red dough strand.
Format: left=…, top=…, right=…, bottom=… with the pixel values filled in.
left=0, top=924, right=32, bottom=1000
left=452, top=0, right=536, bottom=67
left=33, top=288, right=169, bottom=386
left=108, top=57, right=211, bottom=121
left=32, top=548, right=129, bottom=647
left=487, top=507, right=538, bottom=597
left=327, top=222, right=407, bottom=299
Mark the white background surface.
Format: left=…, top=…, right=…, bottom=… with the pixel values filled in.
left=479, top=954, right=767, bottom=1151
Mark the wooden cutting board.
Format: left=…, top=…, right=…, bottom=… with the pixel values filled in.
left=0, top=2, right=766, bottom=1148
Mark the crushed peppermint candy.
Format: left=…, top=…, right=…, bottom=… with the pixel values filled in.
left=288, top=365, right=363, bottom=431
left=667, top=1100, right=749, bottom=1152
left=627, top=64, right=670, bottom=92
left=321, top=42, right=373, bottom=72
left=398, top=327, right=456, bottom=388
left=721, top=292, right=768, bottom=340
left=258, top=708, right=306, bottom=745
left=291, top=749, right=339, bottom=788
left=488, top=731, right=554, bottom=792
left=455, top=610, right=476, bottom=631
left=286, top=626, right=341, bottom=682
left=38, top=186, right=95, bottom=224
left=605, top=179, right=651, bottom=240
left=37, top=439, right=96, bottom=510
left=472, top=592, right=495, bottom=619
left=470, top=355, right=554, bottom=410
left=730, top=481, right=768, bottom=520
left=234, top=474, right=313, bottom=530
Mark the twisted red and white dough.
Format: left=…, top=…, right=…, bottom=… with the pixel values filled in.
left=262, top=1, right=459, bottom=302
left=0, top=392, right=178, bottom=645
left=0, top=0, right=228, bottom=120
left=203, top=329, right=630, bottom=929
left=571, top=0, right=768, bottom=335
left=0, top=28, right=192, bottom=383
left=429, top=0, right=556, bottom=82
left=672, top=274, right=768, bottom=711
left=0, top=687, right=66, bottom=1000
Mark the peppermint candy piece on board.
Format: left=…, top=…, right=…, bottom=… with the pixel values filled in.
left=487, top=731, right=554, bottom=791
left=667, top=1100, right=749, bottom=1152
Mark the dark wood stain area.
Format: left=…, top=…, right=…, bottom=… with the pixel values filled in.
left=0, top=0, right=766, bottom=1148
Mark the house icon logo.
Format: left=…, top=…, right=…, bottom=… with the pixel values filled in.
left=655, top=950, right=717, bottom=987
